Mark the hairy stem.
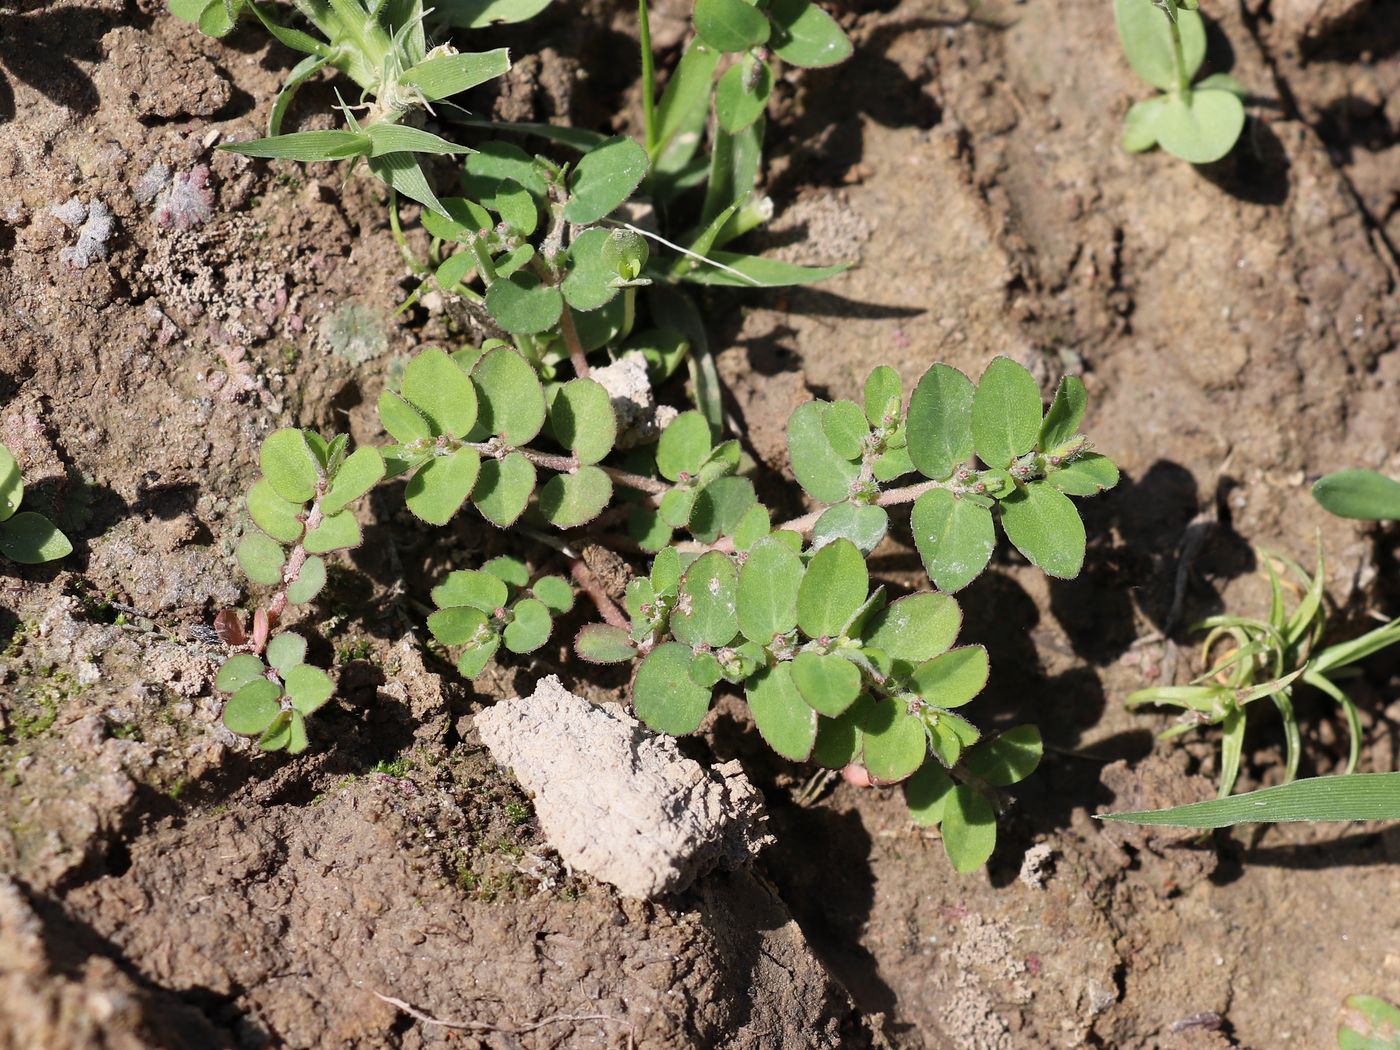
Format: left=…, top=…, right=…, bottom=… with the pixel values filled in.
left=467, top=442, right=670, bottom=496
left=558, top=303, right=591, bottom=379
left=571, top=560, right=629, bottom=629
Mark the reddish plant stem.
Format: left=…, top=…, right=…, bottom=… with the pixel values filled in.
left=679, top=478, right=949, bottom=554
left=265, top=489, right=324, bottom=626
left=473, top=443, right=670, bottom=496
left=558, top=304, right=590, bottom=379
left=570, top=560, right=628, bottom=629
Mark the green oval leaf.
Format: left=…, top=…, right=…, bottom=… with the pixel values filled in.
left=224, top=679, right=282, bottom=735
left=941, top=785, right=997, bottom=872
left=737, top=535, right=805, bottom=645
left=400, top=348, right=479, bottom=438
left=1155, top=89, right=1245, bottom=164
left=260, top=428, right=320, bottom=503
left=690, top=476, right=757, bottom=544
left=265, top=631, right=307, bottom=673
left=1313, top=469, right=1400, bottom=521
left=999, top=482, right=1086, bottom=579
left=672, top=550, right=740, bottom=648
left=472, top=346, right=547, bottom=446
left=485, top=273, right=564, bottom=334
left=811, top=503, right=888, bottom=555
left=657, top=410, right=712, bottom=482
left=908, top=645, right=989, bottom=709
left=537, top=465, right=612, bottom=527
left=428, top=605, right=490, bottom=645
left=1114, top=0, right=1206, bottom=91
left=575, top=623, right=638, bottom=664
left=905, top=364, right=974, bottom=482
left=787, top=401, right=860, bottom=504
left=561, top=227, right=623, bottom=313
left=0, top=444, right=22, bottom=521
left=303, top=508, right=362, bottom=554
left=247, top=478, right=305, bottom=543
left=378, top=390, right=433, bottom=444
left=911, top=488, right=995, bottom=593
left=694, top=0, right=771, bottom=52
left=405, top=448, right=482, bottom=525
left=286, top=555, right=327, bottom=605
left=971, top=357, right=1042, bottom=469
left=790, top=651, right=862, bottom=717
left=797, top=538, right=868, bottom=640
left=767, top=0, right=853, bottom=67
left=963, top=724, right=1042, bottom=787
left=1038, top=376, right=1086, bottom=452
left=0, top=512, right=73, bottom=564
left=237, top=530, right=285, bottom=585
left=550, top=378, right=616, bottom=465
left=503, top=597, right=552, bottom=653
left=215, top=653, right=266, bottom=693
left=457, top=634, right=501, bottom=678
left=432, top=569, right=508, bottom=612
left=905, top=760, right=955, bottom=827
left=746, top=662, right=818, bottom=761
left=634, top=642, right=713, bottom=735
left=821, top=399, right=870, bottom=461
left=863, top=592, right=962, bottom=666
left=284, top=664, right=334, bottom=714
left=1048, top=454, right=1120, bottom=496
left=564, top=136, right=650, bottom=224
left=860, top=699, right=927, bottom=784
left=321, top=447, right=385, bottom=517
left=472, top=452, right=537, bottom=527
left=714, top=57, right=772, bottom=134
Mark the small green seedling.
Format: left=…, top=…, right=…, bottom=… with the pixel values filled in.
left=1340, top=995, right=1400, bottom=1050
left=0, top=443, right=73, bottom=565
left=216, top=630, right=333, bottom=752
left=1127, top=545, right=1400, bottom=796
left=1115, top=0, right=1246, bottom=163
left=428, top=556, right=574, bottom=677
left=169, top=0, right=513, bottom=214
left=1313, top=468, right=1400, bottom=522
left=217, top=427, right=384, bottom=751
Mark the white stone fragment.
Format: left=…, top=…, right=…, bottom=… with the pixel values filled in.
left=475, top=676, right=772, bottom=899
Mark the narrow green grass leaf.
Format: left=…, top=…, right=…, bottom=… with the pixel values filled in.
left=1101, top=773, right=1400, bottom=827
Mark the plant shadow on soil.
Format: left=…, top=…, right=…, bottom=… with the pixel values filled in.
left=0, top=5, right=134, bottom=123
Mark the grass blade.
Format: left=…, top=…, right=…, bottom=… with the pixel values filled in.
left=1101, top=772, right=1400, bottom=827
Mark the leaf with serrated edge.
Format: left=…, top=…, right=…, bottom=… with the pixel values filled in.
left=402, top=348, right=478, bottom=438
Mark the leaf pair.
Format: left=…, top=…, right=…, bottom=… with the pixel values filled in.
left=216, top=631, right=334, bottom=753
left=903, top=726, right=1042, bottom=872
left=627, top=411, right=758, bottom=549
left=427, top=557, right=574, bottom=677
left=0, top=443, right=72, bottom=565
left=380, top=346, right=617, bottom=530
left=1115, top=0, right=1246, bottom=163
left=693, top=0, right=851, bottom=68
left=239, top=430, right=384, bottom=603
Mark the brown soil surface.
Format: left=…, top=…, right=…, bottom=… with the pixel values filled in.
left=2, top=0, right=1398, bottom=1046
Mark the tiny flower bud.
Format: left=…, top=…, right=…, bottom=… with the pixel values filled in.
left=600, top=228, right=649, bottom=282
